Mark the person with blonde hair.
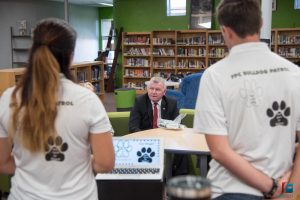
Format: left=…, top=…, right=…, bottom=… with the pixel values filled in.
left=0, top=18, right=115, bottom=199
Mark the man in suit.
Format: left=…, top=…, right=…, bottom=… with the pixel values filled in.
left=129, top=76, right=188, bottom=175
left=129, top=76, right=178, bottom=132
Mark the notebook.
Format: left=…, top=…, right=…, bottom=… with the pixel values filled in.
left=95, top=137, right=164, bottom=180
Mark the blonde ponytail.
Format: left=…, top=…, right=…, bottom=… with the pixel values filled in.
left=10, top=45, right=60, bottom=153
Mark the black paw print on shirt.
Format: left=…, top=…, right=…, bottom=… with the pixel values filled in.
left=45, top=136, right=68, bottom=161
left=137, top=147, right=155, bottom=163
left=266, top=101, right=290, bottom=127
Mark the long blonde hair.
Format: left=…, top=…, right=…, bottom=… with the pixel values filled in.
left=9, top=18, right=76, bottom=153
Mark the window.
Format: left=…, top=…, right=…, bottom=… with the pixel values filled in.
left=101, top=19, right=114, bottom=51
left=295, top=0, right=300, bottom=9
left=167, top=0, right=186, bottom=16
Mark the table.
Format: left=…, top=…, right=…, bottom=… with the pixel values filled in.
left=123, top=128, right=210, bottom=178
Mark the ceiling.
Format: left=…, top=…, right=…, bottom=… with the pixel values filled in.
left=48, top=0, right=113, bottom=7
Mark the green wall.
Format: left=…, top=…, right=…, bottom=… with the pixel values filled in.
left=105, top=0, right=300, bottom=88
left=272, top=0, right=300, bottom=28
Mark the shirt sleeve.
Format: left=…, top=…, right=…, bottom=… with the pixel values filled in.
left=0, top=89, right=13, bottom=138
left=87, top=93, right=113, bottom=134
left=193, top=70, right=228, bottom=135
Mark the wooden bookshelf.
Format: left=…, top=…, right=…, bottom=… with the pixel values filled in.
left=274, top=28, right=300, bottom=62
left=0, top=61, right=105, bottom=101
left=176, top=30, right=207, bottom=75
left=122, top=28, right=300, bottom=90
left=122, top=32, right=151, bottom=94
left=152, top=30, right=176, bottom=79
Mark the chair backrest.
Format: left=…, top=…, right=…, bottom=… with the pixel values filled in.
left=179, top=109, right=195, bottom=128
left=180, top=73, right=203, bottom=109
left=114, top=88, right=136, bottom=111
left=107, top=111, right=130, bottom=136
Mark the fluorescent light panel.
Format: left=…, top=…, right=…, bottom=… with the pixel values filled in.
left=99, top=3, right=113, bottom=6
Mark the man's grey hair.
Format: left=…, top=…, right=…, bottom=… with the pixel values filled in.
left=148, top=76, right=166, bottom=89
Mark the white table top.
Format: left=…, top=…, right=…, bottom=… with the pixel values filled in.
left=123, top=128, right=209, bottom=154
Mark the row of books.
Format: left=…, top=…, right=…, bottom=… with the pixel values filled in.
left=177, top=59, right=205, bottom=68
left=92, top=83, right=101, bottom=94
left=153, top=48, right=175, bottom=56
left=208, top=35, right=225, bottom=45
left=278, top=35, right=300, bottom=45
left=278, top=47, right=300, bottom=57
left=152, top=60, right=176, bottom=68
left=124, top=82, right=146, bottom=90
left=126, top=58, right=149, bottom=67
left=124, top=36, right=150, bottom=45
left=153, top=71, right=173, bottom=79
left=177, top=48, right=206, bottom=57
left=77, top=71, right=88, bottom=82
left=177, top=36, right=206, bottom=45
left=124, top=69, right=150, bottom=77
left=153, top=37, right=175, bottom=45
left=91, top=66, right=102, bottom=81
left=208, top=48, right=227, bottom=58
left=124, top=47, right=150, bottom=56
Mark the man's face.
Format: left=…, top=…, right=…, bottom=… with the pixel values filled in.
left=147, top=81, right=166, bottom=103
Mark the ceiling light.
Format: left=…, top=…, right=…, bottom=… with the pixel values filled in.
left=99, top=3, right=113, bottom=6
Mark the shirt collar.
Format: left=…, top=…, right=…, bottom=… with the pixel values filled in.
left=229, top=42, right=269, bottom=55
left=151, top=99, right=162, bottom=107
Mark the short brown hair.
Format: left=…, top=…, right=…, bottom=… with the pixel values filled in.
left=217, top=0, right=262, bottom=38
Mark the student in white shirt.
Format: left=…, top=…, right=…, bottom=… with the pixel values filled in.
left=194, top=0, right=300, bottom=199
left=0, top=18, right=115, bottom=200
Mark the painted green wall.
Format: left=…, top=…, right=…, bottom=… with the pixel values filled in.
left=272, top=0, right=300, bottom=28
left=108, top=0, right=300, bottom=87
left=98, top=7, right=113, bottom=49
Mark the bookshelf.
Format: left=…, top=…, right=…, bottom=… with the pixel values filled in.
left=0, top=68, right=25, bottom=96
left=10, top=27, right=32, bottom=68
left=207, top=30, right=228, bottom=67
left=122, top=32, right=152, bottom=94
left=152, top=30, right=176, bottom=79
left=176, top=30, right=207, bottom=75
left=122, top=28, right=300, bottom=90
left=0, top=61, right=105, bottom=101
left=275, top=28, right=300, bottom=62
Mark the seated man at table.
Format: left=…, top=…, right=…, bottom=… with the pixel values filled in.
left=129, top=76, right=188, bottom=175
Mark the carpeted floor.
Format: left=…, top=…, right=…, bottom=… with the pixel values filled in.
left=102, top=92, right=116, bottom=112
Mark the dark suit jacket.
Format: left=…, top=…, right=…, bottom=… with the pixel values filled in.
left=129, top=94, right=179, bottom=133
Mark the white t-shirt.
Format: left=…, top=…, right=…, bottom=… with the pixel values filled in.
left=194, top=42, right=300, bottom=198
left=0, top=75, right=113, bottom=200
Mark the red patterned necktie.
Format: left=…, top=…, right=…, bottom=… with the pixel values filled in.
left=153, top=103, right=158, bottom=128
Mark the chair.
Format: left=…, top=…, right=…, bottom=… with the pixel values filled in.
left=107, top=111, right=130, bottom=136
left=114, top=88, right=136, bottom=111
left=178, top=109, right=199, bottom=175
left=180, top=109, right=195, bottom=128
left=0, top=174, right=10, bottom=198
left=166, top=72, right=203, bottom=109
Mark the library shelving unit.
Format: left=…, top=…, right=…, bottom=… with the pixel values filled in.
left=0, top=67, right=25, bottom=96
left=121, top=28, right=300, bottom=90
left=275, top=28, right=300, bottom=63
left=0, top=61, right=105, bottom=101
left=207, top=30, right=228, bottom=67
left=151, top=30, right=176, bottom=79
left=10, top=27, right=32, bottom=68
left=176, top=30, right=207, bottom=75
left=70, top=61, right=105, bottom=100
left=122, top=32, right=152, bottom=94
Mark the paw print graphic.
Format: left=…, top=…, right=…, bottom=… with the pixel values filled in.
left=45, top=136, right=68, bottom=161
left=239, top=80, right=263, bottom=107
left=115, top=141, right=132, bottom=157
left=137, top=147, right=155, bottom=163
left=266, top=101, right=290, bottom=127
